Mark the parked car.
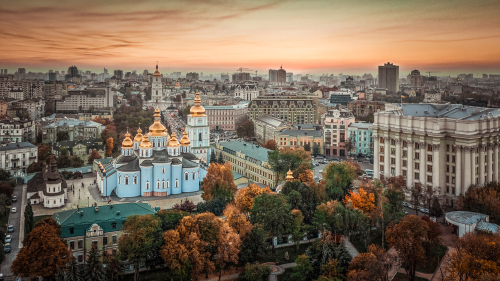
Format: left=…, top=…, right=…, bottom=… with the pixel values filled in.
left=11, top=196, right=17, bottom=202
left=3, top=243, right=10, bottom=253
left=5, top=235, right=11, bottom=243
left=7, top=225, right=14, bottom=233
left=408, top=204, right=414, bottom=209
left=402, top=202, right=408, bottom=207
left=11, top=207, right=16, bottom=213
left=404, top=211, right=409, bottom=215
left=358, top=160, right=363, bottom=163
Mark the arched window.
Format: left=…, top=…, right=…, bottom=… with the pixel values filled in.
left=185, top=173, right=188, bottom=180
left=199, top=133, right=202, bottom=141
left=162, top=181, right=165, bottom=189
left=192, top=172, right=195, bottom=180
left=125, top=176, right=129, bottom=185
left=156, top=90, right=158, bottom=95
left=162, top=167, right=165, bottom=173
left=118, top=175, right=121, bottom=184
left=167, top=180, right=169, bottom=188
left=175, top=180, right=179, bottom=188
left=133, top=175, right=137, bottom=184
left=157, top=180, right=160, bottom=189
left=146, top=181, right=150, bottom=190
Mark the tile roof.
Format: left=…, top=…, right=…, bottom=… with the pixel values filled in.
left=0, top=142, right=36, bottom=151
left=219, top=141, right=272, bottom=163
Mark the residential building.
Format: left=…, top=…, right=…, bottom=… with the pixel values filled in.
left=52, top=138, right=105, bottom=161
left=323, top=109, right=355, bottom=156
left=11, top=98, right=45, bottom=121
left=0, top=142, right=38, bottom=177
left=205, top=103, right=248, bottom=131
left=378, top=62, right=399, bottom=93
left=277, top=66, right=286, bottom=85
left=275, top=129, right=323, bottom=153
left=52, top=203, right=156, bottom=264
left=269, top=69, right=278, bottom=84
left=186, top=72, right=199, bottom=80
left=254, top=115, right=292, bottom=142
left=113, top=70, right=123, bottom=79
left=410, top=70, right=424, bottom=89
left=216, top=141, right=276, bottom=188
left=0, top=100, right=7, bottom=116
left=348, top=122, right=373, bottom=156
left=233, top=85, right=262, bottom=101
left=249, top=94, right=318, bottom=124
left=56, top=87, right=113, bottom=113
left=0, top=119, right=36, bottom=142
left=373, top=104, right=500, bottom=207
left=43, top=81, right=68, bottom=100
left=42, top=120, right=104, bottom=143
left=26, top=158, right=68, bottom=208
left=232, top=72, right=251, bottom=82
left=347, top=100, right=386, bottom=117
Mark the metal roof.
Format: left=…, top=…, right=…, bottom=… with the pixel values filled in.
left=278, top=129, right=322, bottom=137
left=44, top=120, right=102, bottom=128
left=349, top=122, right=373, bottom=129
left=399, top=104, right=500, bottom=120
left=0, top=142, right=36, bottom=151
left=219, top=141, right=272, bottom=163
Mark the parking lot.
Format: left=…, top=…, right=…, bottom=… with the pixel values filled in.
left=312, top=155, right=374, bottom=182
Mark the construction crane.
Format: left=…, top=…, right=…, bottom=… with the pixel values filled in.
left=427, top=71, right=431, bottom=77
left=236, top=67, right=252, bottom=74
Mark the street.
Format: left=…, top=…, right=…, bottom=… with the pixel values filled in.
left=1, top=182, right=24, bottom=277
left=312, top=156, right=373, bottom=181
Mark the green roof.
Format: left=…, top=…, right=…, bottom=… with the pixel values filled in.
left=220, top=141, right=271, bottom=163
left=52, top=203, right=156, bottom=238
left=232, top=171, right=244, bottom=180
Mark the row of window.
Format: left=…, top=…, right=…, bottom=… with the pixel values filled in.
left=69, top=235, right=118, bottom=251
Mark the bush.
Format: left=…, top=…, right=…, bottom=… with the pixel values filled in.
left=73, top=171, right=83, bottom=179
left=61, top=171, right=74, bottom=180
left=196, top=197, right=227, bottom=215
left=173, top=199, right=195, bottom=213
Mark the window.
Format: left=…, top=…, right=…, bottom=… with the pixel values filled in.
left=415, top=143, right=420, bottom=149
left=380, top=165, right=384, bottom=172
left=446, top=165, right=449, bottom=172
left=146, top=181, right=150, bottom=190
left=402, top=170, right=407, bottom=177
left=415, top=163, right=420, bottom=169
left=446, top=176, right=449, bottom=183
left=125, top=176, right=129, bottom=185
left=391, top=158, right=396, bottom=164
left=403, top=141, right=407, bottom=147
left=157, top=181, right=160, bottom=189
left=452, top=156, right=455, bottom=163
left=133, top=175, right=137, bottom=184
left=427, top=144, right=432, bottom=151
left=162, top=167, right=165, bottom=173
left=70, top=227, right=74, bottom=235
left=427, top=175, right=432, bottom=182
left=427, top=165, right=432, bottom=172
left=452, top=187, right=456, bottom=194
left=447, top=144, right=450, bottom=152
left=403, top=160, right=407, bottom=167
left=391, top=148, right=395, bottom=155
left=78, top=240, right=83, bottom=249
left=415, top=152, right=419, bottom=159
left=446, top=155, right=449, bottom=162
left=118, top=175, right=121, bottom=184
left=380, top=156, right=384, bottom=162
left=415, top=173, right=419, bottom=180
left=103, top=236, right=108, bottom=246
left=452, top=145, right=456, bottom=153
left=185, top=173, right=188, bottom=180
left=112, top=223, right=117, bottom=229
left=391, top=168, right=395, bottom=175
left=78, top=255, right=83, bottom=263
left=380, top=146, right=384, bottom=153
left=162, top=181, right=165, bottom=189
left=427, top=155, right=432, bottom=162
left=175, top=180, right=179, bottom=187
left=70, top=241, right=74, bottom=250
left=452, top=166, right=456, bottom=173
left=193, top=172, right=195, bottom=180
left=112, top=235, right=117, bottom=244
left=403, top=150, right=407, bottom=157
left=199, top=133, right=202, bottom=141
left=380, top=137, right=384, bottom=143
left=167, top=180, right=169, bottom=188
left=391, top=139, right=395, bottom=145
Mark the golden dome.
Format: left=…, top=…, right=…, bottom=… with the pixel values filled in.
left=121, top=130, right=133, bottom=148
left=168, top=131, right=180, bottom=147
left=153, top=63, right=161, bottom=77
left=149, top=104, right=168, bottom=136
left=175, top=79, right=180, bottom=87
left=285, top=168, right=294, bottom=182
left=180, top=129, right=190, bottom=146
left=140, top=132, right=153, bottom=148
left=190, top=90, right=206, bottom=116
left=134, top=127, right=143, bottom=142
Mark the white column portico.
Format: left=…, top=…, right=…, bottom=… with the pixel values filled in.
left=384, top=137, right=390, bottom=178
left=432, top=143, right=440, bottom=188
left=487, top=144, right=493, bottom=183
left=407, top=140, right=414, bottom=187
left=471, top=147, right=477, bottom=187
left=479, top=145, right=485, bottom=186
left=373, top=134, right=380, bottom=179
left=455, top=146, right=462, bottom=196
left=495, top=143, right=499, bottom=182
left=395, top=138, right=401, bottom=176
left=464, top=146, right=472, bottom=192
left=419, top=142, right=426, bottom=185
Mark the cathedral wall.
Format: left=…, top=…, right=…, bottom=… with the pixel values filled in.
left=181, top=167, right=199, bottom=193
left=101, top=172, right=117, bottom=197
left=153, top=163, right=171, bottom=195
left=171, top=163, right=182, bottom=195
left=116, top=171, right=141, bottom=197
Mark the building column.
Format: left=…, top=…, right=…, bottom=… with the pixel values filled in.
left=384, top=137, right=390, bottom=178
left=373, top=134, right=379, bottom=179
left=464, top=146, right=472, bottom=192
left=455, top=146, right=462, bottom=196
left=471, top=146, right=477, bottom=187
left=487, top=144, right=493, bottom=183
left=407, top=140, right=414, bottom=187
left=395, top=138, right=401, bottom=176
left=432, top=143, right=440, bottom=188
left=479, top=145, right=485, bottom=186
left=420, top=142, right=426, bottom=185
left=495, top=143, right=499, bottom=182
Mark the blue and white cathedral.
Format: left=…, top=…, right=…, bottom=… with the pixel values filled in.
left=96, top=92, right=210, bottom=198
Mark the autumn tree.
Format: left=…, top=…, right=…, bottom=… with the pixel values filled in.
left=38, top=143, right=51, bottom=162
left=223, top=203, right=252, bottom=238
left=292, top=163, right=315, bottom=185
left=202, top=162, right=238, bottom=202
left=262, top=139, right=278, bottom=150
left=238, top=263, right=271, bottom=281
left=323, top=162, right=357, bottom=200
left=118, top=214, right=162, bottom=281
left=291, top=255, right=314, bottom=281
left=88, top=149, right=102, bottom=164
left=268, top=147, right=312, bottom=185
left=319, top=258, right=345, bottom=281
left=343, top=188, right=376, bottom=215
left=385, top=215, right=429, bottom=281
left=35, top=217, right=62, bottom=236
left=463, top=182, right=500, bottom=224
left=239, top=224, right=269, bottom=264
left=347, top=244, right=396, bottom=281
left=236, top=120, right=255, bottom=140
left=282, top=181, right=317, bottom=224
left=216, top=222, right=241, bottom=280
left=11, top=219, right=70, bottom=280
left=161, top=230, right=190, bottom=280
left=234, top=184, right=272, bottom=215
left=106, top=137, right=114, bottom=157
left=421, top=216, right=441, bottom=255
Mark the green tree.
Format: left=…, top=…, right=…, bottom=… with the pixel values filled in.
left=291, top=255, right=313, bottom=281
left=218, top=153, right=225, bottom=164
left=238, top=263, right=271, bottom=281
left=250, top=193, right=292, bottom=249
left=282, top=181, right=318, bottom=224
left=239, top=224, right=269, bottom=264
left=57, top=130, right=70, bottom=142
left=210, top=150, right=217, bottom=164
left=291, top=210, right=304, bottom=252
left=70, top=156, right=84, bottom=168
left=24, top=201, right=34, bottom=235
left=430, top=196, right=443, bottom=217
left=155, top=209, right=188, bottom=231
left=312, top=143, right=321, bottom=156
left=323, top=162, right=357, bottom=200
left=66, top=255, right=82, bottom=281
left=118, top=214, right=162, bottom=281
left=0, top=168, right=13, bottom=182
left=103, top=251, right=121, bottom=281
left=85, top=245, right=106, bottom=281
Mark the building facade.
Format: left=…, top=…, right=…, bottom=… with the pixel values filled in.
left=373, top=104, right=500, bottom=207
left=26, top=158, right=68, bottom=208
left=186, top=91, right=211, bottom=164
left=323, top=109, right=355, bottom=156
left=249, top=94, right=318, bottom=124
left=43, top=120, right=104, bottom=144
left=205, top=103, right=248, bottom=131
left=52, top=138, right=105, bottom=161
left=277, top=66, right=286, bottom=85
left=233, top=85, right=262, bottom=101
left=348, top=122, right=373, bottom=156
left=254, top=115, right=291, bottom=143
left=151, top=64, right=163, bottom=102
left=216, top=141, right=276, bottom=188
left=274, top=129, right=323, bottom=153
left=410, top=70, right=424, bottom=89
left=52, top=203, right=156, bottom=264
left=347, top=100, right=386, bottom=117
left=56, top=87, right=113, bottom=113
left=0, top=119, right=36, bottom=142
left=378, top=62, right=399, bottom=93
left=0, top=142, right=38, bottom=177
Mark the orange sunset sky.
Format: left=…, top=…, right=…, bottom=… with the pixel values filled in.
left=0, top=0, right=500, bottom=75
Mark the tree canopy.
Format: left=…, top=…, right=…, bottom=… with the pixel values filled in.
left=201, top=162, right=238, bottom=202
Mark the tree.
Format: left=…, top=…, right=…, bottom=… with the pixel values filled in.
left=118, top=214, right=162, bottom=281
left=70, top=156, right=84, bottom=168
left=161, top=230, right=190, bottom=280
left=347, top=244, right=396, bottom=281
left=0, top=181, right=13, bottom=197
left=430, top=196, right=443, bottom=217
left=85, top=244, right=106, bottom=281
left=421, top=216, right=441, bottom=255
left=291, top=255, right=313, bottom=281
left=216, top=223, right=241, bottom=280
left=57, top=147, right=72, bottom=168
left=102, top=251, right=121, bottom=281
left=312, top=143, right=321, bottom=156
left=238, top=263, right=271, bottom=281
left=223, top=203, right=252, bottom=238
left=106, top=137, right=114, bottom=157
left=239, top=224, right=269, bottom=264
left=292, top=163, right=315, bottom=186
left=234, top=184, right=272, bottom=214
left=343, top=188, right=376, bottom=215
left=11, top=219, right=69, bottom=280
left=218, top=153, right=225, bottom=164
left=202, top=162, right=237, bottom=202
left=57, top=130, right=69, bottom=142
left=320, top=258, right=345, bottom=281
left=462, top=182, right=500, bottom=224
left=304, top=143, right=311, bottom=152
left=290, top=210, right=304, bottom=251
left=323, top=162, right=357, bottom=200
left=24, top=201, right=34, bottom=236
left=385, top=215, right=429, bottom=281
left=27, top=161, right=44, bottom=173
left=250, top=193, right=292, bottom=248
left=282, top=181, right=318, bottom=224
left=88, top=150, right=102, bottom=164
left=155, top=209, right=188, bottom=231
left=210, top=150, right=217, bottom=164
left=268, top=148, right=311, bottom=186
left=236, top=120, right=255, bottom=140
left=262, top=140, right=278, bottom=150
left=65, top=255, right=82, bottom=281
left=196, top=197, right=228, bottom=215
left=0, top=168, right=12, bottom=182
left=35, top=217, right=62, bottom=236
left=173, top=199, right=196, bottom=212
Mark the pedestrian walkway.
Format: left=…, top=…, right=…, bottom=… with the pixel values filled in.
left=343, top=237, right=359, bottom=258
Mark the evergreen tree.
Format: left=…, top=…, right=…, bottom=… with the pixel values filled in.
left=66, top=255, right=82, bottom=281
left=218, top=153, right=225, bottom=164
left=85, top=245, right=106, bottom=281
left=335, top=241, right=352, bottom=271
left=55, top=269, right=66, bottom=281
left=24, top=201, right=34, bottom=235
left=210, top=150, right=217, bottom=164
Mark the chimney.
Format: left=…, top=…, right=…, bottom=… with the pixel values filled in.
left=95, top=206, right=99, bottom=212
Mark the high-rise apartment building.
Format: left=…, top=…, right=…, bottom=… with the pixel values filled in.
left=323, top=109, right=355, bottom=156
left=249, top=93, right=318, bottom=124
left=68, top=66, right=78, bottom=78
left=186, top=72, right=199, bottom=80
left=410, top=70, right=423, bottom=89
left=56, top=87, right=113, bottom=113
left=269, top=69, right=278, bottom=84
left=232, top=72, right=251, bottom=82
left=277, top=66, right=286, bottom=85
left=373, top=104, right=500, bottom=207
left=378, top=62, right=399, bottom=93
left=114, top=70, right=123, bottom=79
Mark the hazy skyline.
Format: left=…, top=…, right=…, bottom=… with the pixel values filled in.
left=1, top=0, right=500, bottom=76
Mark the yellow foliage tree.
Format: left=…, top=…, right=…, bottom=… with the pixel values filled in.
left=160, top=230, right=189, bottom=278
left=201, top=162, right=237, bottom=201
left=216, top=222, right=242, bottom=279
left=105, top=137, right=114, bottom=157
left=343, top=188, right=376, bottom=215
left=234, top=184, right=272, bottom=214
left=223, top=203, right=253, bottom=238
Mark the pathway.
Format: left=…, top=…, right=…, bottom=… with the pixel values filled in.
left=343, top=237, right=359, bottom=258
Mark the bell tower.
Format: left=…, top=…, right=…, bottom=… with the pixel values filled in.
left=151, top=62, right=163, bottom=102
left=186, top=91, right=211, bottom=163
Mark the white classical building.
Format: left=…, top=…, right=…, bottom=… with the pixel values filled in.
left=373, top=104, right=500, bottom=206
left=234, top=85, right=262, bottom=101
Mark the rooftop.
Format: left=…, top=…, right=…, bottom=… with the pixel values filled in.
left=254, top=115, right=289, bottom=127
left=445, top=211, right=489, bottom=225
left=278, top=129, right=322, bottom=137
left=219, top=141, right=272, bottom=163
left=395, top=104, right=500, bottom=120
left=349, top=122, right=373, bottom=129
left=44, top=120, right=102, bottom=128
left=0, top=142, right=36, bottom=151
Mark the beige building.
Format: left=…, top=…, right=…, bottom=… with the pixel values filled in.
left=0, top=118, right=36, bottom=142
left=249, top=93, right=318, bottom=124
left=233, top=85, right=262, bottom=101
left=254, top=115, right=291, bottom=143
left=275, top=129, right=323, bottom=153
left=205, top=103, right=248, bottom=131
left=42, top=120, right=104, bottom=143
left=373, top=104, right=500, bottom=206
left=56, top=87, right=113, bottom=113
left=0, top=142, right=38, bottom=178
left=378, top=62, right=399, bottom=93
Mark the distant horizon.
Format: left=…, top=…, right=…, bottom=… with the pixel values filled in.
left=1, top=0, right=500, bottom=76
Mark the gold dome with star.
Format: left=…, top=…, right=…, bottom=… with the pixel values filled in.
left=190, top=90, right=206, bottom=116
left=180, top=129, right=190, bottom=146
left=121, top=130, right=133, bottom=148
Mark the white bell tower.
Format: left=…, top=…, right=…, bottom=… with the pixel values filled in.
left=151, top=62, right=163, bottom=102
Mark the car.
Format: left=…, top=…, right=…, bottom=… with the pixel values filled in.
left=402, top=202, right=408, bottom=207
left=4, top=243, right=11, bottom=253
left=358, top=160, right=362, bottom=163
left=5, top=235, right=11, bottom=243
left=11, top=196, right=17, bottom=202
left=11, top=207, right=16, bottom=213
left=404, top=211, right=409, bottom=215
left=7, top=225, right=14, bottom=233
left=407, top=204, right=414, bottom=209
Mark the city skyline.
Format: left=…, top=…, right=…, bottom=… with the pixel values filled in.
left=1, top=0, right=500, bottom=75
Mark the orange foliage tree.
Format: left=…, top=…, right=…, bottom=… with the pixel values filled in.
left=201, top=162, right=238, bottom=201
left=92, top=116, right=112, bottom=126
left=216, top=222, right=242, bottom=279
left=234, top=183, right=272, bottom=214
left=347, top=244, right=397, bottom=281
left=292, top=163, right=315, bottom=185
left=161, top=230, right=190, bottom=279
left=105, top=137, right=114, bottom=157
left=262, top=139, right=278, bottom=150
left=11, top=219, right=69, bottom=279
left=343, top=188, right=376, bottom=215
left=88, top=149, right=102, bottom=164
left=223, top=203, right=252, bottom=238
left=280, top=147, right=312, bottom=162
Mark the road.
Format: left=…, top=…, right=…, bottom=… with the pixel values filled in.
left=312, top=156, right=374, bottom=181
left=1, top=183, right=24, bottom=276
